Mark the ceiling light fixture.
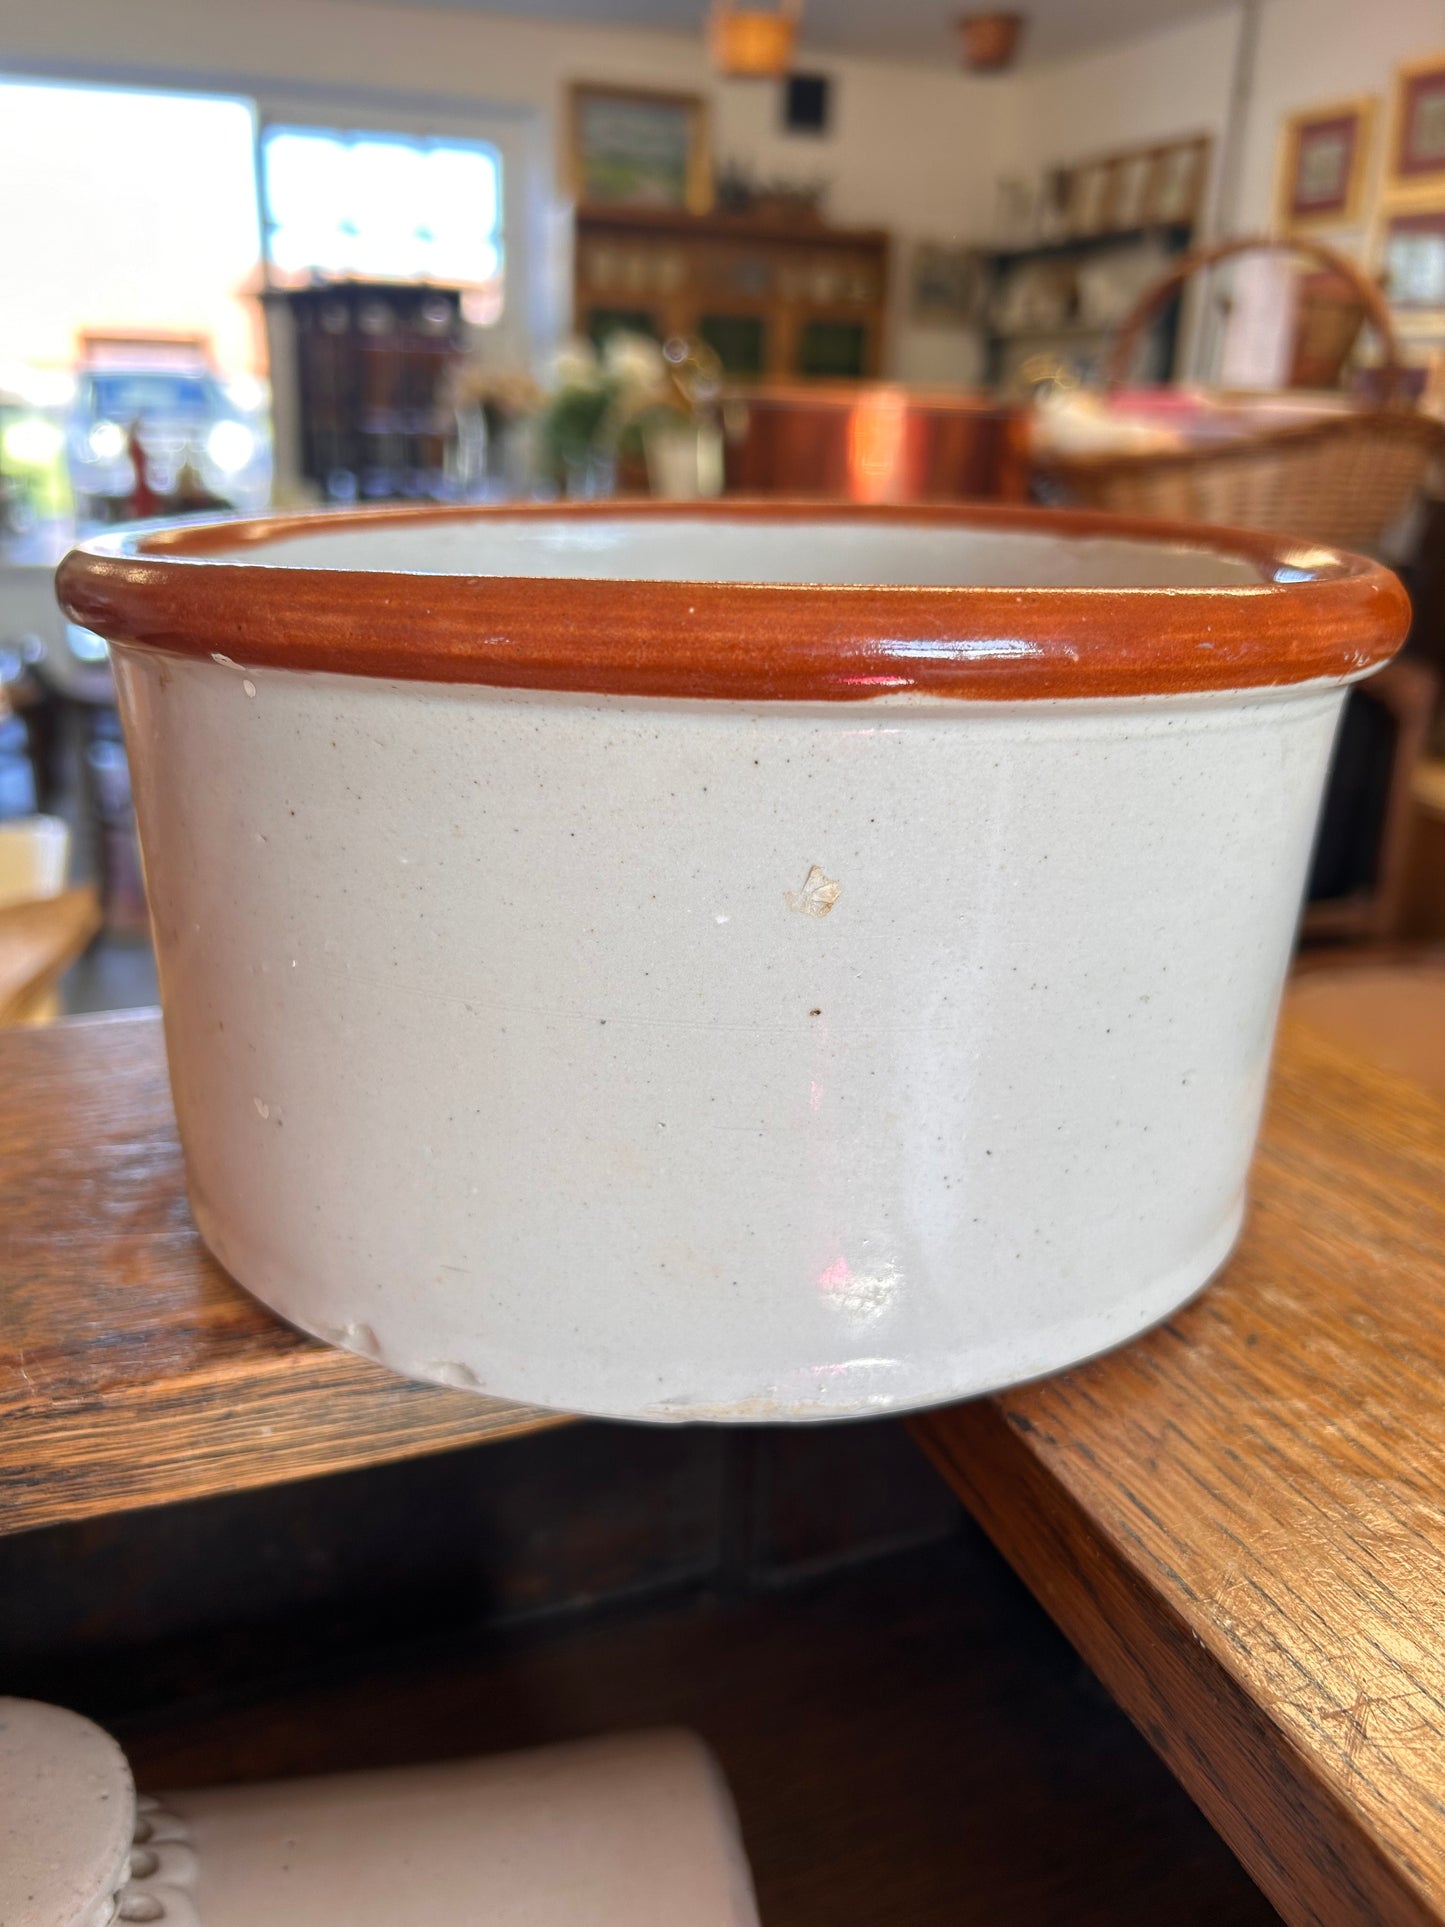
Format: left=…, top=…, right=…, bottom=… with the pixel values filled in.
left=957, top=12, right=1026, bottom=73
left=709, top=0, right=803, bottom=79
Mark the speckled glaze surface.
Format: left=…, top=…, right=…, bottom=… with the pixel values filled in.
left=0, top=1698, right=135, bottom=1927
left=0, top=1705, right=757, bottom=1926
left=152, top=1730, right=758, bottom=1925
left=63, top=506, right=1407, bottom=1421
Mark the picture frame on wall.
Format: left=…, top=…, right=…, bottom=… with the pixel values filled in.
left=910, top=242, right=983, bottom=324
left=1276, top=97, right=1375, bottom=231
left=1148, top=136, right=1210, bottom=225
left=1388, top=52, right=1445, bottom=198
left=1380, top=202, right=1445, bottom=322
left=568, top=84, right=712, bottom=214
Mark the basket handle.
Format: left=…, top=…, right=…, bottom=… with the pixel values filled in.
left=1102, top=232, right=1406, bottom=399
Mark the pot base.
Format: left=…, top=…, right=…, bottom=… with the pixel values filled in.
left=194, top=1195, right=1244, bottom=1424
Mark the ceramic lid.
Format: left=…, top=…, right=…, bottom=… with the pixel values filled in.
left=56, top=500, right=1409, bottom=703
left=0, top=1698, right=136, bottom=1927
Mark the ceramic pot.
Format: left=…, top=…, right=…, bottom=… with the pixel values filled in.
left=0, top=1699, right=758, bottom=1926
left=57, top=503, right=1407, bottom=1420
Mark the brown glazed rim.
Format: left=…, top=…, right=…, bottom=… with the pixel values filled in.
left=55, top=499, right=1410, bottom=703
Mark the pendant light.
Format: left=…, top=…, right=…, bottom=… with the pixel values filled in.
left=709, top=0, right=802, bottom=79
left=957, top=12, right=1025, bottom=72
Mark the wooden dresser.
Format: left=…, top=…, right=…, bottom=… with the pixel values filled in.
left=574, top=204, right=889, bottom=381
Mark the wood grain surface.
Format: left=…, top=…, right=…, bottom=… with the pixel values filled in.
left=0, top=887, right=101, bottom=1023
left=1288, top=963, right=1445, bottom=1102
left=9, top=978, right=1445, bottom=1924
left=916, top=989, right=1445, bottom=1927
left=0, top=1013, right=559, bottom=1536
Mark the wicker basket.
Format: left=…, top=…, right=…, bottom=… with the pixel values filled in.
left=1034, top=235, right=1445, bottom=553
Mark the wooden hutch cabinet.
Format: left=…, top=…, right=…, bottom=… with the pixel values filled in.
left=574, top=205, right=890, bottom=380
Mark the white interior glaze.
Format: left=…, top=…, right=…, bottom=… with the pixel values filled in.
left=216, top=518, right=1269, bottom=588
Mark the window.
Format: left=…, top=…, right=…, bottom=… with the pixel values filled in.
left=260, top=125, right=503, bottom=302
left=0, top=77, right=261, bottom=383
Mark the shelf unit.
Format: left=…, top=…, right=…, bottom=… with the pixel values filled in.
left=981, top=221, right=1195, bottom=386
left=573, top=203, right=890, bottom=381
left=262, top=283, right=468, bottom=504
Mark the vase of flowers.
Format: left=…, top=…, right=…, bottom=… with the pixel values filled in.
left=538, top=334, right=666, bottom=497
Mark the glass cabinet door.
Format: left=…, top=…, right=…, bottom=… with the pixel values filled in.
left=698, top=313, right=767, bottom=375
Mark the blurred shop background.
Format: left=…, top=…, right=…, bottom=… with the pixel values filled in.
left=2, top=0, right=1445, bottom=1019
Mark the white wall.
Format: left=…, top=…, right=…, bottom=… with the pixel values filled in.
left=994, top=0, right=1445, bottom=374
left=998, top=0, right=1445, bottom=243
left=1234, top=0, right=1445, bottom=238
left=0, top=0, right=1008, bottom=381
left=997, top=7, right=1243, bottom=199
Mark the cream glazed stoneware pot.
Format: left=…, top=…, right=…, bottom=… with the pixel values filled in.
left=58, top=503, right=1408, bottom=1421
left=0, top=1699, right=758, bottom=1926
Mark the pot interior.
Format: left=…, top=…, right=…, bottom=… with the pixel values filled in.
left=209, top=516, right=1269, bottom=589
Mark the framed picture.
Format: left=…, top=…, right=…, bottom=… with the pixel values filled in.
left=1109, top=148, right=1156, bottom=231
left=1069, top=159, right=1113, bottom=236
left=1148, top=136, right=1210, bottom=225
left=1276, top=98, right=1375, bottom=230
left=911, top=242, right=982, bottom=324
left=1388, top=52, right=1445, bottom=197
left=568, top=84, right=711, bottom=214
left=1380, top=203, right=1445, bottom=316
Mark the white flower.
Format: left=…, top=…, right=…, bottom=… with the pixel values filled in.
left=550, top=339, right=601, bottom=390
left=602, top=331, right=667, bottom=396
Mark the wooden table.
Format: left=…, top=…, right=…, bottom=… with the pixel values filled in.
left=6, top=977, right=1445, bottom=1927
left=917, top=976, right=1445, bottom=1927
left=0, top=1013, right=557, bottom=1535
